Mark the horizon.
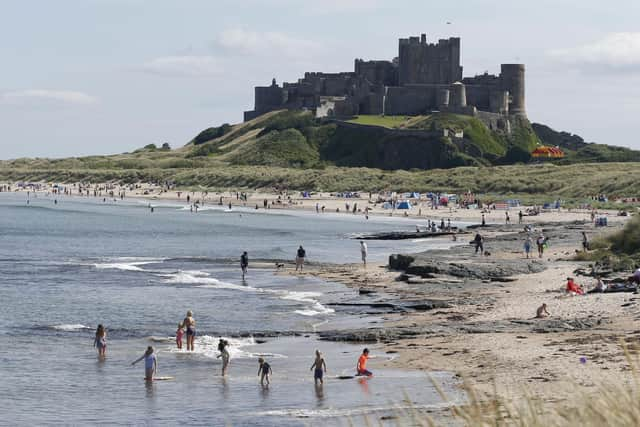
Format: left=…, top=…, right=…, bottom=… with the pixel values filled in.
left=2, top=0, right=640, bottom=159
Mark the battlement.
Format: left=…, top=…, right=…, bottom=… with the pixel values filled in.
left=399, top=34, right=460, bottom=47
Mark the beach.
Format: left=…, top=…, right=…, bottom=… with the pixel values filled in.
left=1, top=182, right=637, bottom=424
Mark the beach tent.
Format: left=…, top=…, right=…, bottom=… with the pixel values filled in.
left=409, top=192, right=421, bottom=199
left=382, top=202, right=394, bottom=209
left=396, top=201, right=412, bottom=209
left=531, top=146, right=565, bottom=159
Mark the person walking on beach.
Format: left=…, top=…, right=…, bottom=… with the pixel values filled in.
left=94, top=324, right=107, bottom=358
left=505, top=212, right=510, bottom=224
left=258, top=357, right=272, bottom=386
left=481, top=214, right=486, bottom=226
left=360, top=241, right=368, bottom=268
left=132, top=346, right=157, bottom=382
left=536, top=234, right=546, bottom=258
left=240, top=251, right=249, bottom=279
left=518, top=210, right=523, bottom=224
left=217, top=339, right=230, bottom=376
left=183, top=310, right=196, bottom=352
left=296, top=246, right=306, bottom=272
left=176, top=323, right=184, bottom=350
left=582, top=232, right=589, bottom=252
left=524, top=236, right=532, bottom=259
left=356, top=348, right=372, bottom=377
left=473, top=233, right=484, bottom=255
left=310, top=350, right=327, bottom=386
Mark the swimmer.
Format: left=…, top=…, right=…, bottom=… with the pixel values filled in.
left=356, top=348, right=372, bottom=377
left=310, top=350, right=327, bottom=385
left=258, top=357, right=272, bottom=386
left=94, top=324, right=107, bottom=358
left=132, top=346, right=157, bottom=381
left=183, top=310, right=196, bottom=351
left=176, top=323, right=184, bottom=350
left=217, top=339, right=230, bottom=376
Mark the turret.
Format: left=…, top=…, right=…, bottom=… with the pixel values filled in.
left=450, top=82, right=466, bottom=108
left=500, top=64, right=525, bottom=117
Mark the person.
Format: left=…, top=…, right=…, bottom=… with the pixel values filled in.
left=176, top=323, right=184, bottom=350
left=473, top=233, right=484, bottom=255
left=310, top=350, right=327, bottom=386
left=582, top=232, right=589, bottom=252
left=360, top=241, right=368, bottom=268
left=629, top=268, right=640, bottom=285
left=94, top=324, right=107, bottom=358
left=536, top=234, right=546, bottom=258
left=183, top=310, right=196, bottom=351
left=258, top=357, right=272, bottom=386
left=217, top=339, right=230, bottom=376
left=132, top=346, right=157, bottom=381
left=535, top=303, right=550, bottom=318
left=518, top=210, right=523, bottom=224
left=240, top=251, right=249, bottom=279
left=566, top=277, right=584, bottom=295
left=505, top=212, right=510, bottom=224
left=588, top=276, right=607, bottom=293
left=524, top=236, right=532, bottom=259
left=481, top=214, right=486, bottom=226
left=356, top=348, right=372, bottom=377
left=296, top=246, right=306, bottom=272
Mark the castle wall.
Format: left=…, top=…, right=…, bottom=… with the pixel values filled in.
left=385, top=85, right=442, bottom=115
left=355, top=60, right=398, bottom=86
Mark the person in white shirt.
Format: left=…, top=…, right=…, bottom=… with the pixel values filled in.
left=360, top=241, right=368, bottom=268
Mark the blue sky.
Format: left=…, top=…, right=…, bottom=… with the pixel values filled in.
left=1, top=0, right=640, bottom=158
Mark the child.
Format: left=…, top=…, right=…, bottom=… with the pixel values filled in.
left=176, top=323, right=184, bottom=350
left=132, top=346, right=157, bottom=381
left=524, top=236, right=532, bottom=259
left=258, top=357, right=272, bottom=386
left=94, top=324, right=107, bottom=358
left=217, top=339, right=230, bottom=376
left=356, top=348, right=372, bottom=377
left=310, top=350, right=327, bottom=385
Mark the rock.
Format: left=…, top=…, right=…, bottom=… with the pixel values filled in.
left=358, top=288, right=376, bottom=295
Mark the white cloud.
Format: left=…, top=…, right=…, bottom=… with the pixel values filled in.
left=214, top=29, right=323, bottom=58
left=140, top=55, right=224, bottom=77
left=0, top=89, right=97, bottom=105
left=549, top=32, right=640, bottom=72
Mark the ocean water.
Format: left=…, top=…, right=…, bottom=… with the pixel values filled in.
left=0, top=193, right=462, bottom=426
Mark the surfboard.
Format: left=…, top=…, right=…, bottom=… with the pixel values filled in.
left=145, top=376, right=175, bottom=381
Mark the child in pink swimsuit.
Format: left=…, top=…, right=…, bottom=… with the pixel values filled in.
left=176, top=323, right=184, bottom=349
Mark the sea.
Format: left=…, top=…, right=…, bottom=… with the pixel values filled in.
left=0, top=192, right=463, bottom=426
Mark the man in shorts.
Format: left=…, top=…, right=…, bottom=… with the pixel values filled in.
left=296, top=245, right=306, bottom=272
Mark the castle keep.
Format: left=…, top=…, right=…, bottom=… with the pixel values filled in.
left=244, top=34, right=526, bottom=127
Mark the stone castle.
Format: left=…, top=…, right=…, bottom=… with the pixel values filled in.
left=244, top=34, right=525, bottom=131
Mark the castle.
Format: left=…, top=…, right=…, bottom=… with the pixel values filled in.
left=244, top=34, right=525, bottom=131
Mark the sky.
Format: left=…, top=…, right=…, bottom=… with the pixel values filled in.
left=1, top=0, right=640, bottom=158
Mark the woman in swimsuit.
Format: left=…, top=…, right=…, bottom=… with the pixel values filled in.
left=94, top=324, right=107, bottom=358
left=183, top=310, right=196, bottom=352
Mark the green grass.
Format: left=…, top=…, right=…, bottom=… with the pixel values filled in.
left=347, top=115, right=411, bottom=128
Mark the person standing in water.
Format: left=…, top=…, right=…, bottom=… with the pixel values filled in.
left=176, top=323, right=184, bottom=350
left=217, top=339, right=230, bottom=376
left=183, top=310, right=196, bottom=351
left=258, top=357, right=272, bottom=386
left=94, top=324, right=107, bottom=358
left=295, top=246, right=306, bottom=272
left=132, top=346, right=157, bottom=381
left=310, top=350, right=327, bottom=386
left=360, top=241, right=368, bottom=268
left=240, top=251, right=249, bottom=279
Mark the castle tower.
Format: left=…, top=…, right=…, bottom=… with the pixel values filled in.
left=500, top=64, right=525, bottom=117
left=398, top=35, right=462, bottom=85
left=449, top=82, right=466, bottom=108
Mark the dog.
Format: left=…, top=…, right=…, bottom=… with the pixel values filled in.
left=483, top=251, right=491, bottom=257
left=275, top=263, right=285, bottom=270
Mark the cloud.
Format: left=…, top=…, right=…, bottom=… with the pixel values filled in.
left=549, top=32, right=640, bottom=72
left=140, top=55, right=224, bottom=77
left=0, top=89, right=97, bottom=105
left=214, top=29, right=323, bottom=58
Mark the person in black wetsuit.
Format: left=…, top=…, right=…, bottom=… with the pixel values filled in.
left=240, top=251, right=248, bottom=279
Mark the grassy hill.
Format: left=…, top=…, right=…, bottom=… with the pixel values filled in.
left=2, top=110, right=640, bottom=200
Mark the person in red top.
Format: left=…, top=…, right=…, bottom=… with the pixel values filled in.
left=566, top=277, right=584, bottom=295
left=356, top=348, right=372, bottom=377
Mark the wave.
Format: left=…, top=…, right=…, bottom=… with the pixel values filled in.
left=163, top=271, right=334, bottom=317
left=163, top=335, right=286, bottom=360
left=254, top=402, right=454, bottom=419
left=93, top=257, right=166, bottom=272
left=49, top=324, right=92, bottom=331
